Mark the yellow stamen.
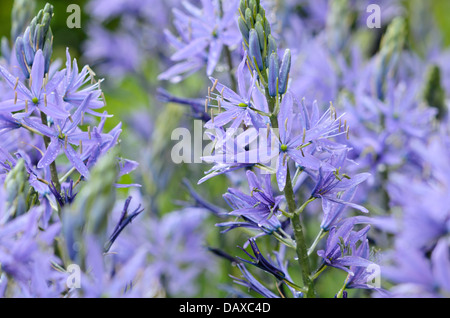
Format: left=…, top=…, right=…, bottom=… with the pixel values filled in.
left=211, top=78, right=219, bottom=92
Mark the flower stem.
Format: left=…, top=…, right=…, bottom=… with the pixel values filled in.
left=285, top=170, right=315, bottom=298
left=40, top=111, right=61, bottom=193
left=336, top=275, right=350, bottom=298
left=308, top=228, right=326, bottom=256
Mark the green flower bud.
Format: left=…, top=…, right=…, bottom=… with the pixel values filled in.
left=423, top=65, right=447, bottom=120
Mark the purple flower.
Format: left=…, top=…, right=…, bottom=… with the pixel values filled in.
left=158, top=0, right=240, bottom=81
left=218, top=170, right=283, bottom=236
left=200, top=126, right=257, bottom=183
left=382, top=238, right=450, bottom=297
left=205, top=52, right=267, bottom=130
left=0, top=205, right=66, bottom=297
left=70, top=235, right=148, bottom=298
left=237, top=238, right=286, bottom=281
left=20, top=93, right=110, bottom=178
left=48, top=179, right=77, bottom=208
left=308, top=149, right=370, bottom=230
left=273, top=92, right=341, bottom=191
left=104, top=196, right=143, bottom=253
left=230, top=263, right=280, bottom=298
left=317, top=219, right=374, bottom=276
left=0, top=50, right=67, bottom=119
left=60, top=48, right=106, bottom=117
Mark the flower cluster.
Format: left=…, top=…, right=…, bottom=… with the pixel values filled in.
left=190, top=0, right=380, bottom=298
left=0, top=0, right=449, bottom=300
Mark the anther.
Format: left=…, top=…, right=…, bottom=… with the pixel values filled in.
left=211, top=79, right=219, bottom=92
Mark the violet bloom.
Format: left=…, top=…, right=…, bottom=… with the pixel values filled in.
left=0, top=50, right=67, bottom=119
left=48, top=179, right=77, bottom=208
left=200, top=126, right=257, bottom=183
left=104, top=196, right=144, bottom=253
left=70, top=234, right=148, bottom=298
left=317, top=219, right=374, bottom=275
left=382, top=238, right=450, bottom=297
left=273, top=92, right=340, bottom=191
left=230, top=263, right=279, bottom=298
left=308, top=149, right=370, bottom=230
left=218, top=170, right=283, bottom=237
left=237, top=238, right=286, bottom=281
left=345, top=237, right=385, bottom=294
left=159, top=0, right=240, bottom=82
left=20, top=93, right=111, bottom=178
left=60, top=48, right=106, bottom=116
left=205, top=52, right=267, bottom=130
left=0, top=205, right=66, bottom=297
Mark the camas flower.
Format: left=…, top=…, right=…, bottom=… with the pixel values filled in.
left=230, top=263, right=279, bottom=298
left=317, top=219, right=374, bottom=276
left=237, top=238, right=286, bottom=281
left=218, top=170, right=283, bottom=236
left=205, top=52, right=267, bottom=130
left=0, top=50, right=68, bottom=119
left=308, top=149, right=370, bottom=230
left=60, top=48, right=106, bottom=117
left=20, top=93, right=112, bottom=178
left=158, top=0, right=240, bottom=82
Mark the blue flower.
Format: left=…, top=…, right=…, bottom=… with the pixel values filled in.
left=0, top=50, right=67, bottom=119
left=218, top=170, right=283, bottom=236
left=317, top=219, right=374, bottom=275
left=159, top=0, right=240, bottom=81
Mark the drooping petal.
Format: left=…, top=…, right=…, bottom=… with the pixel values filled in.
left=171, top=37, right=209, bottom=61
left=37, top=137, right=60, bottom=169
left=206, top=40, right=223, bottom=76
left=0, top=100, right=28, bottom=112
left=276, top=153, right=288, bottom=191
left=63, top=143, right=90, bottom=178
left=0, top=66, right=32, bottom=100
left=287, top=149, right=321, bottom=171
left=21, top=117, right=58, bottom=137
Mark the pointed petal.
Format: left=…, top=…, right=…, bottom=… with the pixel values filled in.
left=21, top=117, right=57, bottom=137
left=171, top=37, right=209, bottom=61
left=63, top=143, right=90, bottom=178
left=276, top=154, right=288, bottom=191
left=287, top=149, right=321, bottom=171
left=206, top=40, right=222, bottom=76
left=37, top=137, right=60, bottom=169
left=0, top=100, right=27, bottom=112
left=209, top=76, right=242, bottom=104
left=30, top=50, right=45, bottom=97
left=0, top=66, right=32, bottom=99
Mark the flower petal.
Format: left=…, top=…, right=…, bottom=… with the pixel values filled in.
left=37, top=137, right=60, bottom=169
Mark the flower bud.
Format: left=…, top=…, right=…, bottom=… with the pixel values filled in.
left=278, top=49, right=291, bottom=94
left=245, top=8, right=253, bottom=29
left=11, top=0, right=36, bottom=41
left=238, top=16, right=249, bottom=44
left=249, top=29, right=263, bottom=71
left=268, top=52, right=279, bottom=97
left=376, top=17, right=406, bottom=99
left=254, top=20, right=265, bottom=50
left=14, top=3, right=54, bottom=78
left=423, top=65, right=446, bottom=120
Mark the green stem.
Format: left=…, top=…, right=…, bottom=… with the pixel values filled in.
left=40, top=112, right=61, bottom=193
left=310, top=264, right=328, bottom=281
left=307, top=228, right=326, bottom=257
left=285, top=171, right=315, bottom=298
left=336, top=275, right=350, bottom=298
